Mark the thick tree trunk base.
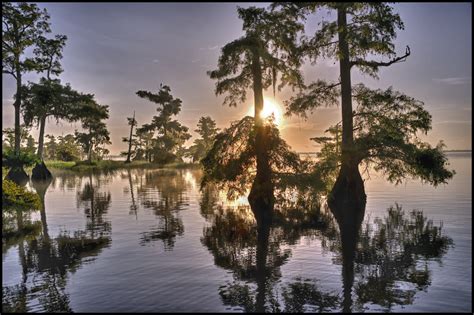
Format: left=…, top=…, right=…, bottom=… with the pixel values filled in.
left=31, top=162, right=53, bottom=181
left=328, top=165, right=366, bottom=225
left=5, top=167, right=29, bottom=186
left=327, top=165, right=367, bottom=313
left=248, top=179, right=274, bottom=224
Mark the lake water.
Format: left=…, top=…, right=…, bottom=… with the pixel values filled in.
left=2, top=153, right=471, bottom=312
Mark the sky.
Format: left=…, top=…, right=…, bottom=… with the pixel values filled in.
left=2, top=2, right=472, bottom=154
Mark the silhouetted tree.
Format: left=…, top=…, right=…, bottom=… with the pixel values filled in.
left=280, top=2, right=453, bottom=208
left=74, top=99, right=110, bottom=163
left=30, top=33, right=67, bottom=155
left=2, top=2, right=51, bottom=182
left=123, top=111, right=137, bottom=163
left=202, top=116, right=301, bottom=206
left=136, top=84, right=191, bottom=164
left=207, top=5, right=304, bottom=212
left=22, top=79, right=88, bottom=178
left=313, top=85, right=455, bottom=191
left=187, top=116, right=220, bottom=162
left=134, top=124, right=154, bottom=162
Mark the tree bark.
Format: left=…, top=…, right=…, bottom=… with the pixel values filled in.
left=329, top=5, right=367, bottom=210
left=125, top=111, right=135, bottom=163
left=248, top=49, right=274, bottom=214
left=337, top=5, right=354, bottom=168
left=14, top=55, right=22, bottom=157
left=37, top=115, right=47, bottom=160
left=87, top=140, right=93, bottom=163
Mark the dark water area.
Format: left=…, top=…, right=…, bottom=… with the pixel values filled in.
left=2, top=153, right=471, bottom=312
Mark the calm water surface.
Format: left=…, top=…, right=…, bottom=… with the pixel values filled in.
left=2, top=153, right=471, bottom=312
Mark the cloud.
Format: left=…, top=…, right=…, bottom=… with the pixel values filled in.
left=433, top=77, right=470, bottom=85
left=152, top=59, right=159, bottom=63
left=199, top=44, right=221, bottom=51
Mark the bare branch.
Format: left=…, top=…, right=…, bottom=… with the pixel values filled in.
left=350, top=45, right=411, bottom=69
left=2, top=69, right=17, bottom=79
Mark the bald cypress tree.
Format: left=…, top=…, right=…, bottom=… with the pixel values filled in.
left=207, top=6, right=304, bottom=214
left=281, top=3, right=453, bottom=210
left=2, top=2, right=51, bottom=182
left=136, top=84, right=191, bottom=164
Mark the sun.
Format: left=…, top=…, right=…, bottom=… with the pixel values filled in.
left=246, top=97, right=283, bottom=126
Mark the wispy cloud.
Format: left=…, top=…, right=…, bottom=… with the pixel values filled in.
left=433, top=77, right=470, bottom=85
left=152, top=59, right=159, bottom=63
left=199, top=44, right=222, bottom=51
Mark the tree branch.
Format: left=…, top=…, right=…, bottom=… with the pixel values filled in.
left=350, top=45, right=411, bottom=68
left=2, top=69, right=16, bottom=79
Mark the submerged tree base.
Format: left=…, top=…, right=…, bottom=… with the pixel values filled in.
left=5, top=167, right=29, bottom=186
left=248, top=181, right=275, bottom=224
left=31, top=161, right=53, bottom=181
left=328, top=166, right=367, bottom=225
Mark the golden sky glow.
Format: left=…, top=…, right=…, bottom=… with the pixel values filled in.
left=246, top=97, right=284, bottom=126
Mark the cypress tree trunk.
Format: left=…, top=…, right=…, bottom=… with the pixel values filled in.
left=37, top=115, right=47, bottom=160
left=248, top=49, right=274, bottom=216
left=125, top=111, right=135, bottom=163
left=14, top=53, right=22, bottom=157
left=87, top=140, right=93, bottom=163
left=337, top=5, right=354, bottom=169
left=6, top=29, right=28, bottom=184
left=329, top=5, right=366, bottom=209
left=32, top=115, right=53, bottom=181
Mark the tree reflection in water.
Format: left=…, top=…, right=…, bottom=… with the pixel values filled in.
left=325, top=201, right=453, bottom=313
left=76, top=172, right=112, bottom=237
left=2, top=175, right=112, bottom=313
left=200, top=184, right=453, bottom=312
left=135, top=169, right=193, bottom=250
left=200, top=186, right=339, bottom=312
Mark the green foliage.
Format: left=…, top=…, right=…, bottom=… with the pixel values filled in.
left=287, top=3, right=408, bottom=78
left=73, top=99, right=111, bottom=162
left=2, top=126, right=30, bottom=150
left=43, top=134, right=57, bottom=160
left=2, top=179, right=41, bottom=211
left=2, top=2, right=51, bottom=77
left=25, top=135, right=37, bottom=154
left=284, top=80, right=340, bottom=118
left=33, top=34, right=67, bottom=78
left=2, top=147, right=40, bottom=168
left=187, top=116, right=220, bottom=162
left=283, top=2, right=412, bottom=117
left=208, top=5, right=304, bottom=107
left=55, top=134, right=82, bottom=161
left=21, top=78, right=85, bottom=127
left=201, top=116, right=303, bottom=199
left=136, top=84, right=191, bottom=164
left=313, top=85, right=455, bottom=186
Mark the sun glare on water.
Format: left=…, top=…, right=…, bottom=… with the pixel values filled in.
left=246, top=98, right=284, bottom=126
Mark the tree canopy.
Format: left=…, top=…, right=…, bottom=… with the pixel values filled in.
left=135, top=84, right=191, bottom=164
